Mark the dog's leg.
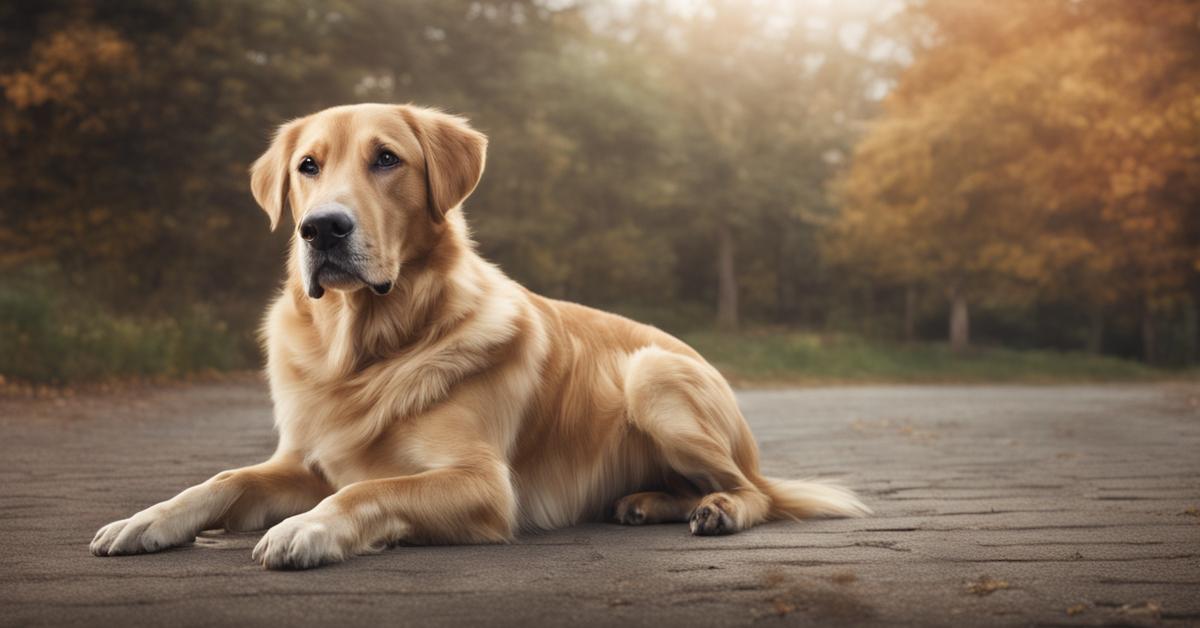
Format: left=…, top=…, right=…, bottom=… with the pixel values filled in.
left=613, top=491, right=699, bottom=525
left=623, top=346, right=773, bottom=536
left=91, top=453, right=333, bottom=556
left=253, top=457, right=514, bottom=570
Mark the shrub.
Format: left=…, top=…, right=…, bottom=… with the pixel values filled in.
left=0, top=281, right=254, bottom=384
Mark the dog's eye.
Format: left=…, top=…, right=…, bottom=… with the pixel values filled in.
left=374, top=150, right=401, bottom=169
left=298, top=156, right=320, bottom=176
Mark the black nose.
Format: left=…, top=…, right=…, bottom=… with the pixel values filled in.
left=299, top=211, right=355, bottom=251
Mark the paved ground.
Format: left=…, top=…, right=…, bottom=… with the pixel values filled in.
left=1, top=381, right=1198, bottom=627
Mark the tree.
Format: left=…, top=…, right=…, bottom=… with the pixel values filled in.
left=829, top=0, right=1200, bottom=356
left=621, top=0, right=895, bottom=329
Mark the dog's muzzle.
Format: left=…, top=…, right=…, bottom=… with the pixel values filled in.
left=298, top=206, right=393, bottom=300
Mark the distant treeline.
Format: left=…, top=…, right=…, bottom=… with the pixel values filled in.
left=1, top=0, right=1197, bottom=375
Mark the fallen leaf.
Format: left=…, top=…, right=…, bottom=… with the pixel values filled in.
left=1118, top=601, right=1162, bottom=619
left=830, top=571, right=858, bottom=585
left=966, top=576, right=1010, bottom=596
left=771, top=597, right=796, bottom=617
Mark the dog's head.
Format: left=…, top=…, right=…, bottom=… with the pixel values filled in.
left=250, top=104, right=486, bottom=299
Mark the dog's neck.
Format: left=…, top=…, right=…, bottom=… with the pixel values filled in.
left=286, top=211, right=489, bottom=377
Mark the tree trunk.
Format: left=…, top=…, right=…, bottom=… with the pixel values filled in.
left=1086, top=305, right=1104, bottom=354
left=949, top=291, right=969, bottom=353
left=862, top=284, right=875, bottom=336
left=716, top=221, right=739, bottom=331
left=1185, top=296, right=1198, bottom=365
left=775, top=228, right=795, bottom=323
left=1141, top=305, right=1156, bottom=364
left=903, top=285, right=917, bottom=342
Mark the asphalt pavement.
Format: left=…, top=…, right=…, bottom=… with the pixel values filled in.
left=2, top=381, right=1198, bottom=626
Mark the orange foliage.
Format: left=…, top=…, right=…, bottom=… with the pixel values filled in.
left=829, top=0, right=1200, bottom=314
left=1, top=24, right=135, bottom=114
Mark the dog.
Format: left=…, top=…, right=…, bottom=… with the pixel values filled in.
left=90, top=104, right=868, bottom=569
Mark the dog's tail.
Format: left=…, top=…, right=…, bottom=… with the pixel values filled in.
left=755, top=476, right=871, bottom=520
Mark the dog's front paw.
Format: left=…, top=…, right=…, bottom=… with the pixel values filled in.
left=252, top=513, right=351, bottom=570
left=90, top=509, right=195, bottom=556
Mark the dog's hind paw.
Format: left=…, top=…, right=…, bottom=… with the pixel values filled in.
left=613, top=496, right=648, bottom=525
left=689, top=496, right=737, bottom=536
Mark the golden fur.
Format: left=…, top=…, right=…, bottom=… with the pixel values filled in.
left=91, top=104, right=868, bottom=569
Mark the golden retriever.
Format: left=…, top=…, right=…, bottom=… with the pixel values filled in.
left=90, top=104, right=868, bottom=569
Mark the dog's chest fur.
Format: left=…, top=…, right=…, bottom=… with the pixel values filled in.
left=263, top=246, right=689, bottom=529
left=265, top=266, right=546, bottom=489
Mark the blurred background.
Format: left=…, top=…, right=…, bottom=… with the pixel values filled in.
left=1, top=0, right=1198, bottom=386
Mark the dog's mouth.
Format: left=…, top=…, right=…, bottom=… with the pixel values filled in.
left=306, top=260, right=393, bottom=300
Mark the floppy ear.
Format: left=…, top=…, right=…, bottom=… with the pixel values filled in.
left=249, top=120, right=300, bottom=231
left=402, top=107, right=488, bottom=222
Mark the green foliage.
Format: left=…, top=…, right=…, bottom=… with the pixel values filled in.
left=0, top=271, right=253, bottom=383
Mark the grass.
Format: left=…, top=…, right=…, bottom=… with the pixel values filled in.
left=0, top=282, right=1186, bottom=386
left=682, top=329, right=1180, bottom=385
left=0, top=282, right=255, bottom=385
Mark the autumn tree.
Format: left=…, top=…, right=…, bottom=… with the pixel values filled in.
left=0, top=1, right=366, bottom=319
left=829, top=0, right=1200, bottom=356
